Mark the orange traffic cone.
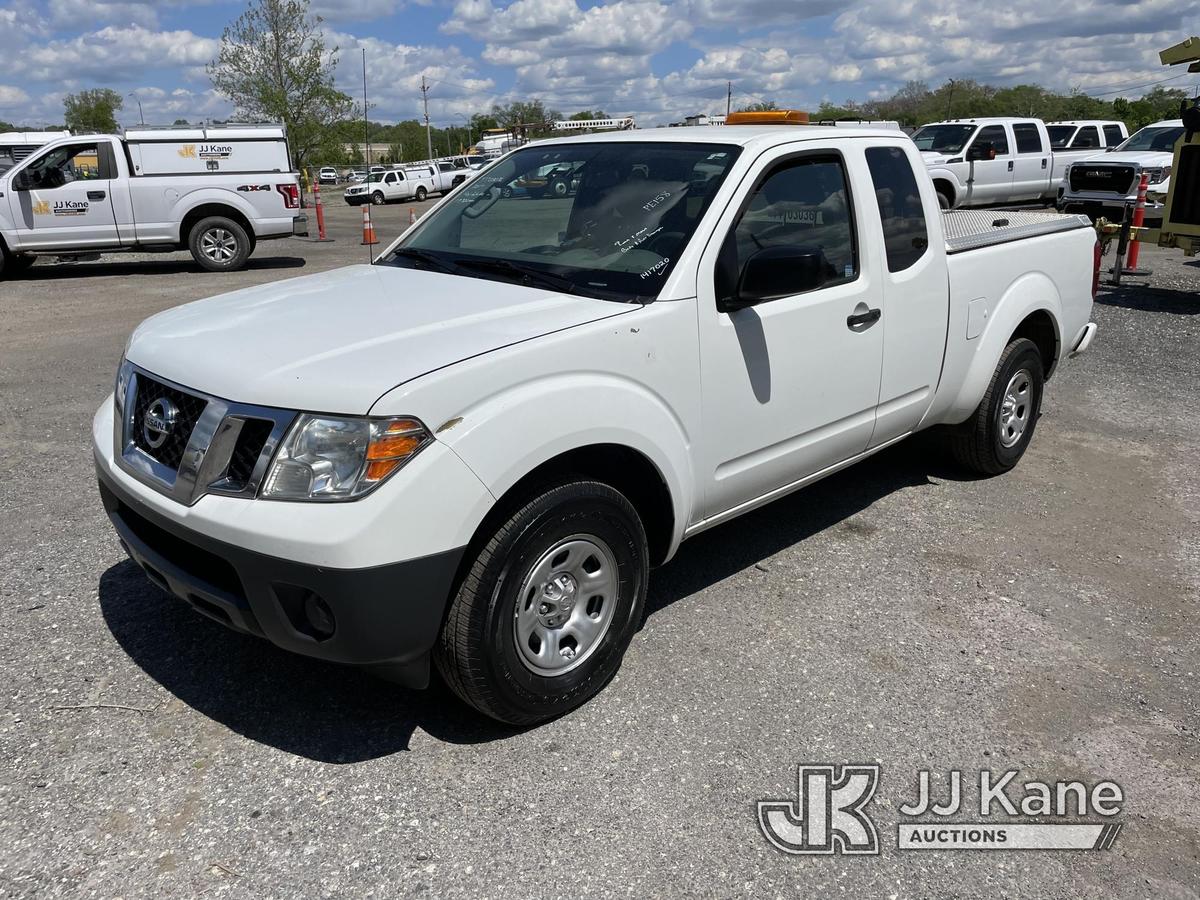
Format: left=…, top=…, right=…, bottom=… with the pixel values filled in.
left=408, top=207, right=416, bottom=226
left=361, top=205, right=378, bottom=245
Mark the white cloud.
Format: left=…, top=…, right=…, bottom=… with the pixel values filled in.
left=0, top=85, right=32, bottom=108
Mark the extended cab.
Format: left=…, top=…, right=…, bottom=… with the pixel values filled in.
left=1059, top=119, right=1184, bottom=226
left=0, top=125, right=306, bottom=277
left=912, top=117, right=1126, bottom=209
left=94, top=124, right=1098, bottom=724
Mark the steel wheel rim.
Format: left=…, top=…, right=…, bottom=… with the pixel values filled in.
left=998, top=368, right=1033, bottom=448
left=513, top=534, right=618, bottom=676
left=373, top=193, right=384, bottom=205
left=200, top=228, right=237, bottom=263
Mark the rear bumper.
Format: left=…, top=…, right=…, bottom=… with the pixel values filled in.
left=97, top=463, right=463, bottom=687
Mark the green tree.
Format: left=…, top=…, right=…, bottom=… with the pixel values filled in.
left=737, top=100, right=779, bottom=112
left=208, top=0, right=353, bottom=169
left=490, top=100, right=561, bottom=138
left=63, top=89, right=123, bottom=133
left=569, top=109, right=609, bottom=120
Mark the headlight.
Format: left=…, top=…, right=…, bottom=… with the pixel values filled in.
left=1147, top=166, right=1171, bottom=185
left=115, top=357, right=133, bottom=410
left=261, top=415, right=431, bottom=501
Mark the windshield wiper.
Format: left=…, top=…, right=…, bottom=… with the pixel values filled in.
left=452, top=257, right=579, bottom=295
left=388, top=247, right=458, bottom=274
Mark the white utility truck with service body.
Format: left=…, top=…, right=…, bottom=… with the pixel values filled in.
left=912, top=116, right=1125, bottom=209
left=94, top=117, right=1098, bottom=724
left=1059, top=119, right=1185, bottom=226
left=0, top=125, right=306, bottom=277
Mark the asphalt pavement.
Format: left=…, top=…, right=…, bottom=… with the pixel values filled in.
left=0, top=199, right=1198, bottom=897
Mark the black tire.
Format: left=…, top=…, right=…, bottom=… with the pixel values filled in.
left=372, top=191, right=386, bottom=206
left=550, top=177, right=569, bottom=198
left=188, top=216, right=252, bottom=273
left=501, top=185, right=514, bottom=199
left=948, top=337, right=1045, bottom=475
left=434, top=480, right=649, bottom=725
left=415, top=186, right=428, bottom=202
left=936, top=189, right=951, bottom=210
left=9, top=253, right=35, bottom=274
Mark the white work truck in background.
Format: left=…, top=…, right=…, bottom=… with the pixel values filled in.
left=1059, top=119, right=1185, bottom=226
left=0, top=130, right=72, bottom=174
left=95, top=121, right=1097, bottom=725
left=912, top=116, right=1126, bottom=209
left=344, top=166, right=438, bottom=205
left=0, top=125, right=306, bottom=278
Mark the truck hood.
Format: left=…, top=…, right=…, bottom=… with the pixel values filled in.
left=918, top=151, right=956, bottom=167
left=1071, top=150, right=1174, bottom=167
left=126, top=264, right=629, bottom=414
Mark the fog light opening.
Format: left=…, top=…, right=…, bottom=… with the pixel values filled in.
left=304, top=592, right=336, bottom=640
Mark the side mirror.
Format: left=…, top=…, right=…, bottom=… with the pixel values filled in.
left=720, top=246, right=833, bottom=311
left=967, top=141, right=996, bottom=162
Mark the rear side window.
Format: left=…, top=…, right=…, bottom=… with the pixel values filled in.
left=1072, top=126, right=1101, bottom=148
left=865, top=146, right=929, bottom=273
left=974, top=125, right=1009, bottom=156
left=1013, top=124, right=1044, bottom=154
left=1103, top=124, right=1125, bottom=146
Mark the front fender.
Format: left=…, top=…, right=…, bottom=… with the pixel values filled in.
left=925, top=166, right=966, bottom=205
left=378, top=372, right=695, bottom=560
left=943, top=271, right=1063, bottom=422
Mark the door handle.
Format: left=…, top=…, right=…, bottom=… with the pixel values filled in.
left=1041, top=158, right=1048, bottom=169
left=1007, top=161, right=1014, bottom=172
left=87, top=190, right=106, bottom=200
left=847, top=306, right=881, bottom=330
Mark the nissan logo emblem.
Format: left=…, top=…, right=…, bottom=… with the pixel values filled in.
left=143, top=397, right=179, bottom=449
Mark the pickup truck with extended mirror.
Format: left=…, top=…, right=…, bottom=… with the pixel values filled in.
left=94, top=114, right=1098, bottom=724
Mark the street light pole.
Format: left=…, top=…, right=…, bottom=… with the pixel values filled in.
left=128, top=93, right=144, bottom=125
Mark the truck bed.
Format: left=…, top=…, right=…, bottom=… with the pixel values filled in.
left=943, top=209, right=1092, bottom=254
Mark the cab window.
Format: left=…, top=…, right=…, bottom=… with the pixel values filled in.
left=716, top=154, right=857, bottom=305
left=973, top=125, right=1009, bottom=156
left=1012, top=124, right=1044, bottom=154
left=865, top=146, right=928, bottom=273
left=21, top=142, right=103, bottom=189
left=1071, top=126, right=1101, bottom=148
left=1103, top=124, right=1124, bottom=146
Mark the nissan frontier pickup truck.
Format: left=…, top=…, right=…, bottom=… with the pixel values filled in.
left=94, top=115, right=1099, bottom=724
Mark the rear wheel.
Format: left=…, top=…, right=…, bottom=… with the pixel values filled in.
left=188, top=216, right=251, bottom=272
left=948, top=337, right=1045, bottom=475
left=434, top=480, right=649, bottom=725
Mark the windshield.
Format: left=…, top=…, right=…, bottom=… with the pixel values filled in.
left=910, top=124, right=976, bottom=154
left=367, top=172, right=386, bottom=183
left=380, top=141, right=741, bottom=303
left=1046, top=125, right=1076, bottom=149
left=1117, top=125, right=1184, bottom=152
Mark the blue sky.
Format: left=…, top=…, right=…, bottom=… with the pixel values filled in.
left=1, top=0, right=1197, bottom=129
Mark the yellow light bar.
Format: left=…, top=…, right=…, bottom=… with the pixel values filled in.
left=725, top=110, right=810, bottom=126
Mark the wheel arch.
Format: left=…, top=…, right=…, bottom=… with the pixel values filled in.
left=178, top=202, right=255, bottom=248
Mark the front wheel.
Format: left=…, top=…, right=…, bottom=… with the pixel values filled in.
left=947, top=337, right=1045, bottom=475
left=434, top=480, right=649, bottom=725
left=936, top=190, right=951, bottom=210
left=415, top=186, right=428, bottom=202
left=372, top=191, right=386, bottom=206
left=188, top=216, right=251, bottom=272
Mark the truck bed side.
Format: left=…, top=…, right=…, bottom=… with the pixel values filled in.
left=925, top=211, right=1096, bottom=426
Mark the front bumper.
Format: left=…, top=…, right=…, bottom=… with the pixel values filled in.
left=97, top=463, right=463, bottom=686
left=1060, top=197, right=1164, bottom=227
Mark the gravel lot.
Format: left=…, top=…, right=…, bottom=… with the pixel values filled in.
left=1, top=199, right=1198, bottom=898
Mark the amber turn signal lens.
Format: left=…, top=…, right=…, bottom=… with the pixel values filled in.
left=367, top=433, right=423, bottom=460
left=364, top=458, right=403, bottom=481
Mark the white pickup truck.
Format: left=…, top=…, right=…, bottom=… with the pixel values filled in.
left=94, top=122, right=1098, bottom=724
left=912, top=116, right=1126, bottom=209
left=344, top=166, right=436, bottom=206
left=0, top=125, right=306, bottom=277
left=1059, top=119, right=1185, bottom=226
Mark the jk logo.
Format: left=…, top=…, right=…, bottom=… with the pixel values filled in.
left=758, top=764, right=881, bottom=855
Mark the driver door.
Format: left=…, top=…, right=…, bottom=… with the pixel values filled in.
left=7, top=140, right=120, bottom=249
left=695, top=147, right=885, bottom=521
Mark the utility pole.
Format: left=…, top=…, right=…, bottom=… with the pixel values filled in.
left=362, top=49, right=370, bottom=166
left=421, top=76, right=434, bottom=162
left=726, top=81, right=732, bottom=117
left=128, top=93, right=144, bottom=126
left=945, top=79, right=956, bottom=119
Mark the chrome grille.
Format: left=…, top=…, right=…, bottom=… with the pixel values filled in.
left=115, top=365, right=296, bottom=505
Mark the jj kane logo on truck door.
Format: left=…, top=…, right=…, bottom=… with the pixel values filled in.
left=32, top=199, right=88, bottom=216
